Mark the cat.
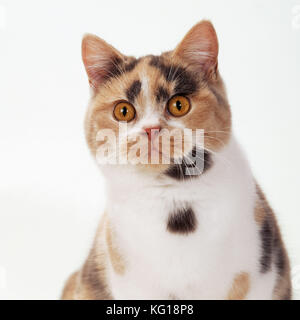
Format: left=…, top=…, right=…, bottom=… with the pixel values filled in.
left=61, top=20, right=291, bottom=300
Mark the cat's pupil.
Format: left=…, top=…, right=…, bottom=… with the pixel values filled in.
left=121, top=107, right=127, bottom=117
left=176, top=100, right=182, bottom=110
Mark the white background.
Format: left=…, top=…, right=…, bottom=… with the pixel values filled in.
left=0, top=0, right=299, bottom=299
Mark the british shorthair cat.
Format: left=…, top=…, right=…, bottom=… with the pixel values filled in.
left=62, top=21, right=291, bottom=300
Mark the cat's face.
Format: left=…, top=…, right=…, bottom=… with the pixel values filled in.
left=83, top=21, right=231, bottom=178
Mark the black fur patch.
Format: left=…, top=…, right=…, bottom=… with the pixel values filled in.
left=274, top=244, right=286, bottom=276
left=149, top=56, right=198, bottom=95
left=257, top=187, right=288, bottom=276
left=273, top=224, right=286, bottom=277
left=124, top=58, right=140, bottom=72
left=156, top=86, right=170, bottom=103
left=126, top=80, right=142, bottom=102
left=167, top=206, right=197, bottom=234
left=165, top=148, right=212, bottom=181
left=259, top=216, right=274, bottom=273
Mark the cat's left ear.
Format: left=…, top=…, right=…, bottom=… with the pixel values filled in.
left=173, top=20, right=219, bottom=79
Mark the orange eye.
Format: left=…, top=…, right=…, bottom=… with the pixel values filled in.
left=167, top=95, right=190, bottom=117
left=113, top=101, right=136, bottom=122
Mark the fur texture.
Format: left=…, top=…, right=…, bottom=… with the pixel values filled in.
left=62, top=21, right=291, bottom=300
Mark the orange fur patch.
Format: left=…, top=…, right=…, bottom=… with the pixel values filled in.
left=61, top=271, right=80, bottom=300
left=106, top=218, right=126, bottom=275
left=254, top=199, right=266, bottom=225
left=254, top=184, right=267, bottom=225
left=227, top=272, right=250, bottom=300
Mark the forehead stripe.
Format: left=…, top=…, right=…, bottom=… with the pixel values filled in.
left=156, top=86, right=170, bottom=103
left=126, top=80, right=142, bottom=102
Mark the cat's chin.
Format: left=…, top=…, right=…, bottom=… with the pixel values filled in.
left=98, top=162, right=171, bottom=178
left=133, top=163, right=171, bottom=174
left=125, top=163, right=171, bottom=176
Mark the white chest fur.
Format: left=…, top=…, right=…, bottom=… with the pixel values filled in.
left=102, top=136, right=276, bottom=299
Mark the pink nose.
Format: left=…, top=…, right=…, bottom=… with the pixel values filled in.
left=144, top=127, right=161, bottom=140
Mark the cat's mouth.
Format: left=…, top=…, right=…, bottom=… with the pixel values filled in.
left=146, top=141, right=186, bottom=164
left=149, top=144, right=164, bottom=156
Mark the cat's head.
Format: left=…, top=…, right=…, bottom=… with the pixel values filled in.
left=82, top=21, right=231, bottom=179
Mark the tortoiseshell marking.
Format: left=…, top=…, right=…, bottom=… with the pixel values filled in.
left=149, top=56, right=199, bottom=95
left=165, top=148, right=212, bottom=180
left=167, top=206, right=197, bottom=234
left=156, top=86, right=170, bottom=103
left=126, top=80, right=142, bottom=102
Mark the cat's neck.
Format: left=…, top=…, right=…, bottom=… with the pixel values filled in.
left=102, top=134, right=254, bottom=202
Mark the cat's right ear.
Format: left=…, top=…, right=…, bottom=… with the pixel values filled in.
left=82, top=34, right=124, bottom=90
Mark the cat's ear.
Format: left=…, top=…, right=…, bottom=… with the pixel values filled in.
left=173, top=21, right=218, bottom=78
left=82, top=34, right=125, bottom=89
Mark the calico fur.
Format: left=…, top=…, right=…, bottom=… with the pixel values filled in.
left=62, top=21, right=291, bottom=300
